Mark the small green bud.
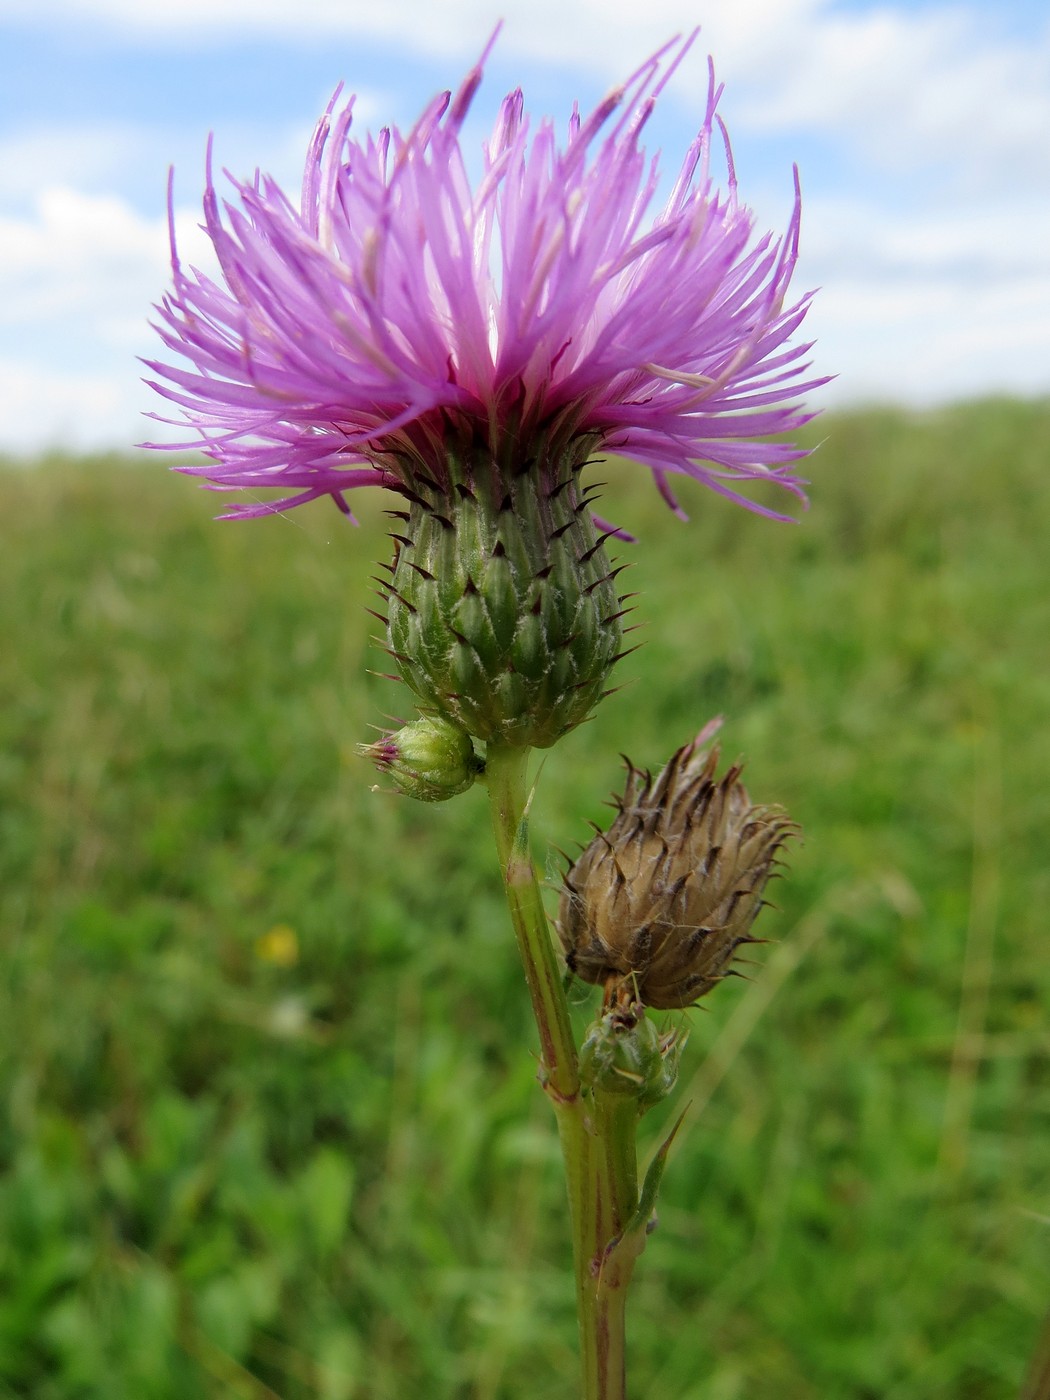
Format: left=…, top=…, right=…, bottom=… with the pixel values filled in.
left=359, top=716, right=482, bottom=803
left=580, top=1006, right=684, bottom=1109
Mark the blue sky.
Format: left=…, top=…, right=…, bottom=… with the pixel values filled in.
left=0, top=0, right=1047, bottom=453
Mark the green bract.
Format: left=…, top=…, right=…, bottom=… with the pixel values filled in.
left=385, top=442, right=624, bottom=748
left=579, top=1010, right=684, bottom=1109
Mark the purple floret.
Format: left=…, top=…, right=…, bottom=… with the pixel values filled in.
left=145, top=32, right=824, bottom=523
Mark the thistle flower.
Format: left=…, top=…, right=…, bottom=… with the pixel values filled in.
left=558, top=729, right=796, bottom=1010
left=147, top=33, right=818, bottom=521
left=146, top=35, right=822, bottom=746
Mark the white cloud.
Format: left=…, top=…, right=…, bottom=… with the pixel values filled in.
left=735, top=6, right=1050, bottom=187
left=0, top=187, right=214, bottom=333
left=802, top=195, right=1050, bottom=279
left=811, top=270, right=1050, bottom=405
left=0, top=358, right=143, bottom=453
left=0, top=0, right=824, bottom=70
left=0, top=185, right=219, bottom=450
left=5, top=1, right=1046, bottom=188
left=0, top=126, right=148, bottom=203
left=799, top=191, right=1050, bottom=402
left=0, top=1, right=1047, bottom=451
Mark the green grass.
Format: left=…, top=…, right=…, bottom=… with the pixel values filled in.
left=1, top=399, right=1048, bottom=1398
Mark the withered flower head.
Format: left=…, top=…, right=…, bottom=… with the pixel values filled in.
left=558, top=728, right=796, bottom=1010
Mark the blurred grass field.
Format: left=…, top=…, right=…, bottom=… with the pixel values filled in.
left=1, top=398, right=1048, bottom=1399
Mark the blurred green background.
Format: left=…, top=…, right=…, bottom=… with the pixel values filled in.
left=1, top=400, right=1047, bottom=1398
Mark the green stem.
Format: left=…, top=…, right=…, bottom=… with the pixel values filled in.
left=594, top=1093, right=640, bottom=1221
left=483, top=743, right=578, bottom=1103
left=589, top=1092, right=642, bottom=1396
left=483, top=743, right=641, bottom=1400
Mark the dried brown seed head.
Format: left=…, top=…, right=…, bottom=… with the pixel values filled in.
left=557, top=730, right=796, bottom=1010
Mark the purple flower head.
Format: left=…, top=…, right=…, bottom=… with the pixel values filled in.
left=146, top=33, right=823, bottom=527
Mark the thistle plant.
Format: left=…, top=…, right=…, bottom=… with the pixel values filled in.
left=147, top=31, right=821, bottom=1397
